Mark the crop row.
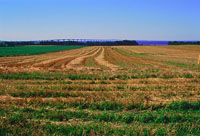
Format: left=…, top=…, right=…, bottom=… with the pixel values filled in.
left=0, top=71, right=199, bottom=81
left=1, top=118, right=198, bottom=136
left=2, top=107, right=200, bottom=124
left=2, top=99, right=200, bottom=111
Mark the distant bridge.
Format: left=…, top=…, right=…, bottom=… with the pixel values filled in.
left=38, top=39, right=119, bottom=43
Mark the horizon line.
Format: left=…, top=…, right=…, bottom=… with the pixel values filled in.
left=1, top=39, right=200, bottom=42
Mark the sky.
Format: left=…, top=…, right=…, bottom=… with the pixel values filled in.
left=0, top=0, right=200, bottom=41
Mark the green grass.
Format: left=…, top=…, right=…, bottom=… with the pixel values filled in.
left=130, top=53, right=166, bottom=56
left=166, top=61, right=200, bottom=69
left=5, top=106, right=199, bottom=124
left=0, top=45, right=85, bottom=57
left=87, top=62, right=94, bottom=67
left=0, top=71, right=199, bottom=81
left=0, top=72, right=103, bottom=80
left=116, top=62, right=126, bottom=67
left=166, top=61, right=190, bottom=67
left=0, top=101, right=199, bottom=135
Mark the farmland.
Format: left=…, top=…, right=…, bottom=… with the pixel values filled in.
left=0, top=45, right=200, bottom=135
left=0, top=46, right=84, bottom=57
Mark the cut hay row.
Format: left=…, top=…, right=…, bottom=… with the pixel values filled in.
left=95, top=47, right=121, bottom=71
left=65, top=47, right=101, bottom=70
left=0, top=77, right=199, bottom=106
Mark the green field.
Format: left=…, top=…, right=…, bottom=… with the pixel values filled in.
left=0, top=46, right=84, bottom=57
left=1, top=99, right=199, bottom=135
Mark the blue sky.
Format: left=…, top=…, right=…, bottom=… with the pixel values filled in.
left=0, top=0, right=200, bottom=41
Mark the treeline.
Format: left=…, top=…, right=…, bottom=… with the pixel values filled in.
left=0, top=41, right=38, bottom=47
left=86, top=40, right=138, bottom=46
left=0, top=40, right=138, bottom=47
left=169, top=41, right=200, bottom=45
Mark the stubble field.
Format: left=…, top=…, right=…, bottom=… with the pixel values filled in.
left=0, top=45, right=200, bottom=135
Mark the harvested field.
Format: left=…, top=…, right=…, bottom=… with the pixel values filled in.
left=0, top=45, right=200, bottom=135
left=1, top=45, right=200, bottom=73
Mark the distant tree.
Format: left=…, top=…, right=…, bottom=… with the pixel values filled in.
left=168, top=41, right=200, bottom=45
